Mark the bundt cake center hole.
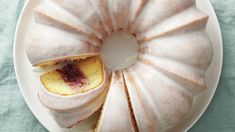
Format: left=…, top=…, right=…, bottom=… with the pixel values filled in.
left=101, top=31, right=139, bottom=70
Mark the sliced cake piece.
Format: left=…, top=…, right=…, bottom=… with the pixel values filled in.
left=96, top=71, right=136, bottom=132
left=40, top=56, right=104, bottom=95
left=38, top=56, right=108, bottom=127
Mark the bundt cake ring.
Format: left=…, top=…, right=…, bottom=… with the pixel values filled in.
left=25, top=0, right=213, bottom=131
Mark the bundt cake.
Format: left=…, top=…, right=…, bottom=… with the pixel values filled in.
left=25, top=0, right=213, bottom=131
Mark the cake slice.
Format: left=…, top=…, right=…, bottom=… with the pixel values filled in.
left=38, top=56, right=108, bottom=128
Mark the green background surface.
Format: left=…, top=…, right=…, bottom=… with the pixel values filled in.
left=0, top=0, right=234, bottom=131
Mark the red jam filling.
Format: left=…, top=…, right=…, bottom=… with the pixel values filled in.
left=56, top=63, right=87, bottom=87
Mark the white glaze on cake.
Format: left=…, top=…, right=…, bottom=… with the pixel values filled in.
left=26, top=0, right=213, bottom=131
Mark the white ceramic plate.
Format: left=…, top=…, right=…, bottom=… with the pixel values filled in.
left=13, top=0, right=223, bottom=132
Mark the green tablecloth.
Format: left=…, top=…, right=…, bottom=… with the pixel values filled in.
left=0, top=0, right=234, bottom=131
